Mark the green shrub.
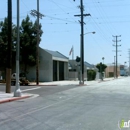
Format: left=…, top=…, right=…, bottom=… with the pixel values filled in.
left=87, top=70, right=96, bottom=81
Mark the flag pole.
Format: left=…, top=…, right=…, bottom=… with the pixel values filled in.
left=72, top=46, right=74, bottom=60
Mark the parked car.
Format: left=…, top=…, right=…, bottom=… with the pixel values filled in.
left=11, top=73, right=30, bottom=86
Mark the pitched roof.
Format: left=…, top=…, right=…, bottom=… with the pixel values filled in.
left=84, top=61, right=95, bottom=69
left=45, top=49, right=68, bottom=59
left=69, top=60, right=96, bottom=68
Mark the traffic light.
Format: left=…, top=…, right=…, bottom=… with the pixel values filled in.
left=76, top=56, right=80, bottom=62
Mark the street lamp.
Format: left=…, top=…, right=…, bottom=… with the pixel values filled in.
left=79, top=31, right=96, bottom=84
left=14, top=0, right=21, bottom=97
left=84, top=32, right=96, bottom=35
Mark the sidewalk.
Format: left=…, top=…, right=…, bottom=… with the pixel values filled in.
left=0, top=92, right=34, bottom=104
left=29, top=77, right=115, bottom=86
left=0, top=77, right=118, bottom=104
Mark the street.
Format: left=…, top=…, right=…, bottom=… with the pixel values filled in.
left=0, top=77, right=130, bottom=130
left=0, top=83, right=80, bottom=97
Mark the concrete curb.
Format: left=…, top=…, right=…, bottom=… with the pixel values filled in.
left=77, top=84, right=88, bottom=86
left=0, top=95, right=30, bottom=104
left=98, top=79, right=115, bottom=83
left=29, top=84, right=58, bottom=86
left=29, top=78, right=116, bottom=86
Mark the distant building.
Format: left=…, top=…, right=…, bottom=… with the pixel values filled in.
left=120, top=65, right=128, bottom=76
left=27, top=47, right=69, bottom=82
left=68, top=60, right=97, bottom=81
left=105, top=64, right=120, bottom=77
left=120, top=65, right=125, bottom=76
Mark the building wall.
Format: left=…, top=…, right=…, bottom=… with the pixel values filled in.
left=68, top=71, right=78, bottom=80
left=69, top=60, right=94, bottom=80
left=27, top=48, right=52, bottom=82
left=95, top=72, right=100, bottom=80
left=120, top=65, right=128, bottom=76
left=52, top=56, right=69, bottom=81
left=105, top=65, right=120, bottom=77
left=27, top=48, right=69, bottom=82
left=0, top=70, right=6, bottom=80
left=53, top=60, right=68, bottom=81
left=64, top=62, right=69, bottom=80
left=39, top=49, right=53, bottom=82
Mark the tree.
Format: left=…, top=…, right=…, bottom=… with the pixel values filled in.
left=20, top=15, right=43, bottom=73
left=87, top=69, right=96, bottom=81
left=0, top=18, right=8, bottom=70
left=0, top=16, right=43, bottom=75
left=0, top=18, right=16, bottom=71
left=96, top=63, right=107, bottom=72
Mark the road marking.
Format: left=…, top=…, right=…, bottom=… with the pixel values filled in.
left=0, top=93, right=86, bottom=125
left=21, top=87, right=41, bottom=92
left=26, top=94, right=39, bottom=99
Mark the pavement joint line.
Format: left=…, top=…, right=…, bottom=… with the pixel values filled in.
left=0, top=78, right=125, bottom=125
left=29, top=84, right=58, bottom=86
left=0, top=91, right=95, bottom=125
left=21, top=87, right=41, bottom=92
left=0, top=78, right=116, bottom=125
left=0, top=77, right=122, bottom=105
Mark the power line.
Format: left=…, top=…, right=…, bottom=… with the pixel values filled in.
left=47, top=0, right=77, bottom=24
left=45, top=15, right=78, bottom=23
left=90, top=17, right=112, bottom=44
left=90, top=0, right=118, bottom=35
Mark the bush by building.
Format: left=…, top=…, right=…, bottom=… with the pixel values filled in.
left=87, top=70, right=96, bottom=81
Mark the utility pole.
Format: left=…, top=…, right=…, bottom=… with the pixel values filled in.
left=6, top=0, right=12, bottom=93
left=36, top=0, right=39, bottom=85
left=73, top=0, right=90, bottom=84
left=128, top=49, right=130, bottom=76
left=114, top=56, right=116, bottom=78
left=124, top=61, right=127, bottom=75
left=100, top=62, right=103, bottom=80
left=112, top=35, right=121, bottom=78
left=30, top=0, right=44, bottom=85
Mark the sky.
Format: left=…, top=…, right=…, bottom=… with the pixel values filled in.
left=0, top=0, right=130, bottom=66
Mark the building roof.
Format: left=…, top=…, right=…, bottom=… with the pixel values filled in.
left=106, top=63, right=121, bottom=66
left=45, top=49, right=68, bottom=59
left=68, top=60, right=97, bottom=70
left=84, top=61, right=95, bottom=69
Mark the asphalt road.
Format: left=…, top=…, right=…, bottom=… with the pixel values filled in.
left=0, top=77, right=130, bottom=130
left=0, top=84, right=80, bottom=96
